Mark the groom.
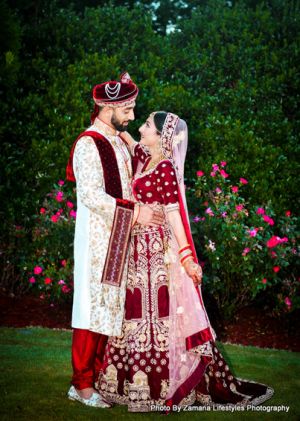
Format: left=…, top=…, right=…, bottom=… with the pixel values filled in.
left=66, top=72, right=163, bottom=408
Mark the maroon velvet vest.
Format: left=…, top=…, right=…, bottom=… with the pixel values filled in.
left=66, top=130, right=123, bottom=199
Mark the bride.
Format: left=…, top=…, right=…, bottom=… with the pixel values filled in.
left=97, top=111, right=273, bottom=412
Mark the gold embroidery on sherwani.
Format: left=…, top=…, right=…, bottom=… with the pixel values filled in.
left=73, top=118, right=133, bottom=335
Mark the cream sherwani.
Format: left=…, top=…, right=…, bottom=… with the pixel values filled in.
left=72, top=119, right=133, bottom=336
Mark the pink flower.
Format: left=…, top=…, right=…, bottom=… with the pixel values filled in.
left=70, top=210, right=77, bottom=219
left=58, top=180, right=65, bottom=186
left=34, top=266, right=43, bottom=275
left=40, top=207, right=46, bottom=214
left=58, top=279, right=65, bottom=285
left=285, top=210, right=291, bottom=217
left=240, top=178, right=248, bottom=184
left=266, top=235, right=288, bottom=248
left=66, top=201, right=74, bottom=208
left=231, top=186, right=239, bottom=193
left=262, top=278, right=267, bottom=284
left=248, top=228, right=258, bottom=237
left=44, top=277, right=52, bottom=285
left=203, top=201, right=209, bottom=207
left=220, top=169, right=229, bottom=178
left=51, top=215, right=59, bottom=223
left=267, top=236, right=279, bottom=248
left=212, top=163, right=219, bottom=172
left=55, top=191, right=64, bottom=202
left=201, top=217, right=205, bottom=221
left=61, top=259, right=67, bottom=267
left=273, top=266, right=280, bottom=273
left=193, top=216, right=201, bottom=222
left=242, top=247, right=250, bottom=256
left=271, top=251, right=277, bottom=258
left=205, top=207, right=215, bottom=216
left=29, top=277, right=36, bottom=284
left=62, top=285, right=71, bottom=294
left=263, top=215, right=274, bottom=226
left=196, top=170, right=204, bottom=177
left=220, top=161, right=227, bottom=167
left=210, top=171, right=216, bottom=177
left=39, top=294, right=45, bottom=300
left=235, top=204, right=244, bottom=212
left=215, top=187, right=222, bottom=194
left=221, top=212, right=227, bottom=218
left=284, top=297, right=292, bottom=308
left=256, top=208, right=265, bottom=215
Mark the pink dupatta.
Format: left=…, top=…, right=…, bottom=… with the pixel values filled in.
left=160, top=114, right=215, bottom=406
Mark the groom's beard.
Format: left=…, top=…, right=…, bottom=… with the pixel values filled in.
left=111, top=113, right=129, bottom=132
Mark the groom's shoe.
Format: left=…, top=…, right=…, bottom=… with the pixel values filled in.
left=67, top=385, right=111, bottom=408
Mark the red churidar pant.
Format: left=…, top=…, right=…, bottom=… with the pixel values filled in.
left=71, top=328, right=108, bottom=389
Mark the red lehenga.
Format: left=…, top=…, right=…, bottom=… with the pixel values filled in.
left=98, top=146, right=273, bottom=412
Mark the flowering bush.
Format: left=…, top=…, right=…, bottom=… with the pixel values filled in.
left=190, top=162, right=299, bottom=319
left=25, top=180, right=76, bottom=302
left=26, top=168, right=299, bottom=318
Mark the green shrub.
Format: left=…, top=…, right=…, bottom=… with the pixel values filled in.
left=189, top=161, right=299, bottom=319
left=1, top=1, right=299, bottom=311
left=25, top=161, right=299, bottom=320
left=25, top=180, right=75, bottom=302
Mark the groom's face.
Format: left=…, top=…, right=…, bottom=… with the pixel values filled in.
left=111, top=102, right=136, bottom=132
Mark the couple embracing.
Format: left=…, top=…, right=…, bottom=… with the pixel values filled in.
left=66, top=73, right=273, bottom=412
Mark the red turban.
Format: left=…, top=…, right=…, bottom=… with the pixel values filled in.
left=92, top=72, right=138, bottom=107
left=91, top=72, right=138, bottom=123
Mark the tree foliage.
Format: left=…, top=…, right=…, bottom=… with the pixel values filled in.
left=0, top=0, right=299, bottom=315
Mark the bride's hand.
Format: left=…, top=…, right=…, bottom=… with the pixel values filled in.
left=183, top=259, right=203, bottom=286
left=120, top=131, right=136, bottom=146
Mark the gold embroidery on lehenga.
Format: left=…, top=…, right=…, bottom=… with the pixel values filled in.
left=110, top=224, right=171, bottom=354
left=100, top=364, right=118, bottom=394
left=99, top=222, right=173, bottom=411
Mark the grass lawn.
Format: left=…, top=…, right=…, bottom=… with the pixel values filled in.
left=0, top=327, right=299, bottom=421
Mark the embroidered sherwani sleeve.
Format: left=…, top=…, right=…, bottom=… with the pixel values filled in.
left=73, top=136, right=116, bottom=215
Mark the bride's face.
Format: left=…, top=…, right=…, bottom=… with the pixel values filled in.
left=139, top=115, right=161, bottom=148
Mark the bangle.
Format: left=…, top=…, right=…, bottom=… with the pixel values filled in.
left=180, top=254, right=194, bottom=266
left=179, top=244, right=190, bottom=254
left=179, top=248, right=193, bottom=259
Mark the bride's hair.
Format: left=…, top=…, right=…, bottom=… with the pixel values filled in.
left=153, top=111, right=167, bottom=134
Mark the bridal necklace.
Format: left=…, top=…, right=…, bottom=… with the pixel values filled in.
left=145, top=154, right=164, bottom=172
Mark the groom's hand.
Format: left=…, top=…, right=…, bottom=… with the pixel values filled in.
left=137, top=204, right=164, bottom=226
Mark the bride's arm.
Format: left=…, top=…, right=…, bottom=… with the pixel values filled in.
left=120, top=131, right=136, bottom=149
left=156, top=160, right=202, bottom=284
left=166, top=209, right=202, bottom=285
left=166, top=209, right=189, bottom=250
left=120, top=132, right=150, bottom=161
